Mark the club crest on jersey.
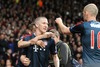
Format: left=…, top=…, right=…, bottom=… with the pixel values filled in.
left=44, top=40, right=48, bottom=45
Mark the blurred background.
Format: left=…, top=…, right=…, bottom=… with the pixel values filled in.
left=0, top=0, right=100, bottom=66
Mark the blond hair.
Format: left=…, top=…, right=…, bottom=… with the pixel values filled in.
left=49, top=29, right=60, bottom=38
left=84, top=3, right=98, bottom=16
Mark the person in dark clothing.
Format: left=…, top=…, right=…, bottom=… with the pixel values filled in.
left=50, top=29, right=73, bottom=67
left=17, top=17, right=59, bottom=67
left=0, top=33, right=8, bottom=55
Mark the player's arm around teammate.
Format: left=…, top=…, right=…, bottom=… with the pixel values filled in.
left=18, top=32, right=53, bottom=48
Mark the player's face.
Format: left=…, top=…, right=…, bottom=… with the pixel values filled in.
left=38, top=19, right=48, bottom=34
left=52, top=34, right=59, bottom=44
left=83, top=10, right=87, bottom=21
left=83, top=10, right=86, bottom=21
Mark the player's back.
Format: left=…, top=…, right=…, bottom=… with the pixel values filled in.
left=82, top=21, right=100, bottom=67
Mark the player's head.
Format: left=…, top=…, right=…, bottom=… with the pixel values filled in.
left=34, top=17, right=48, bottom=34
left=49, top=29, right=60, bottom=44
left=28, top=23, right=36, bottom=33
left=83, top=3, right=98, bottom=21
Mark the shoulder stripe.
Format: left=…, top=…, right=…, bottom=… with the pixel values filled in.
left=75, top=21, right=83, bottom=26
left=22, top=34, right=32, bottom=39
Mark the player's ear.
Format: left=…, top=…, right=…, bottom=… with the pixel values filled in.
left=85, top=11, right=88, bottom=15
left=35, top=24, right=38, bottom=28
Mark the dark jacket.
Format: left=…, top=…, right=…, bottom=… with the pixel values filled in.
left=56, top=40, right=73, bottom=67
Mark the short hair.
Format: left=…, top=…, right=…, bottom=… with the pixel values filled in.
left=28, top=23, right=35, bottom=30
left=34, top=17, right=47, bottom=24
left=84, top=3, right=98, bottom=16
left=49, top=29, right=60, bottom=38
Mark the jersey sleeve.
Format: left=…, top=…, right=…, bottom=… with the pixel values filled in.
left=49, top=38, right=58, bottom=55
left=69, top=22, right=84, bottom=34
left=19, top=36, right=31, bottom=55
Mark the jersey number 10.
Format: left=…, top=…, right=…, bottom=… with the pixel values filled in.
left=91, top=30, right=100, bottom=49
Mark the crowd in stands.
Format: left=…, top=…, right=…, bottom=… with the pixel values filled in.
left=0, top=0, right=100, bottom=66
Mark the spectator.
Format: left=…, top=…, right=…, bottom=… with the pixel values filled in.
left=0, top=33, right=8, bottom=55
left=50, top=29, right=73, bottom=67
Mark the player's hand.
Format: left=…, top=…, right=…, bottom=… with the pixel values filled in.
left=29, top=37, right=38, bottom=44
left=23, top=58, right=30, bottom=66
left=36, top=40, right=45, bottom=48
left=43, top=32, right=53, bottom=38
left=55, top=18, right=63, bottom=24
left=20, top=55, right=31, bottom=66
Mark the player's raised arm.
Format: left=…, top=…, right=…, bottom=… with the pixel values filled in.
left=55, top=18, right=71, bottom=34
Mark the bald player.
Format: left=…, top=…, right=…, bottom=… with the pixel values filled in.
left=55, top=3, right=100, bottom=67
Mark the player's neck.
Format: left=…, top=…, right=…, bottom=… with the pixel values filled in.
left=34, top=30, right=42, bottom=36
left=87, top=17, right=96, bottom=22
left=55, top=39, right=60, bottom=44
